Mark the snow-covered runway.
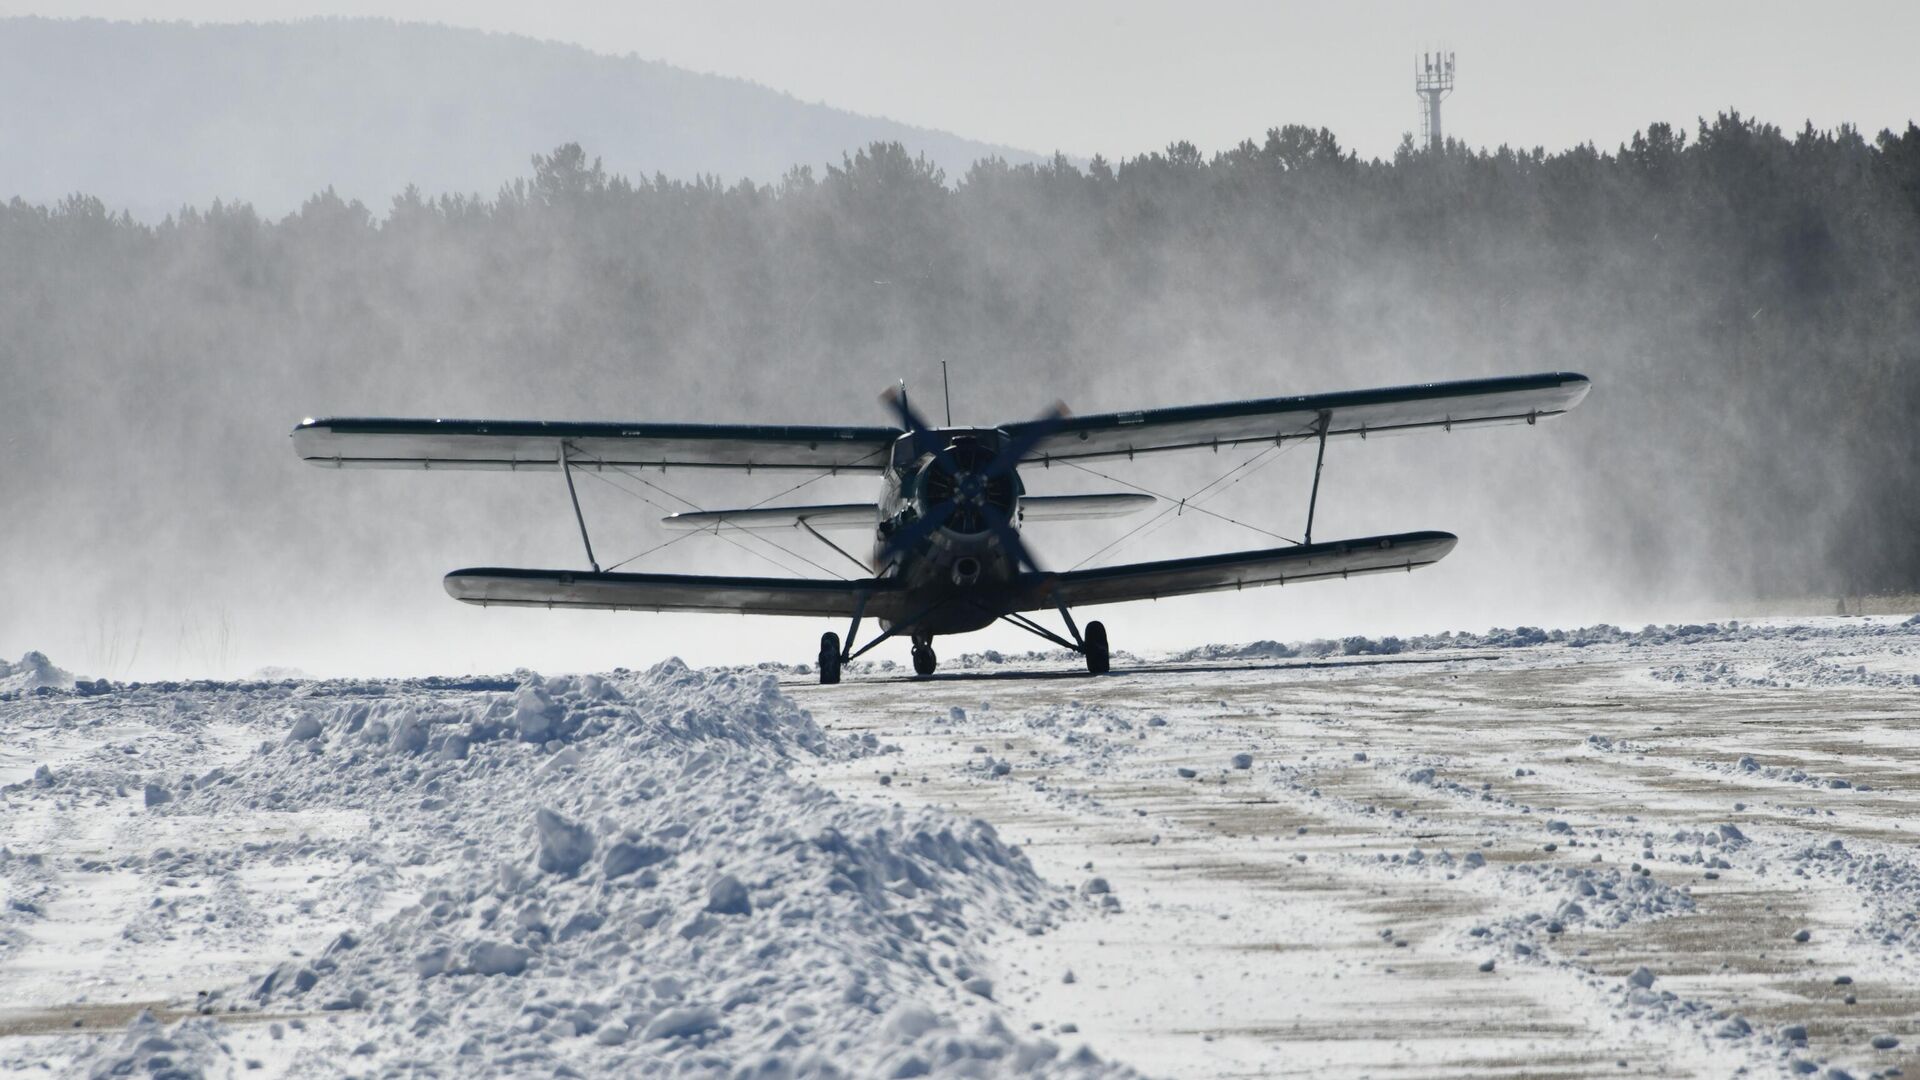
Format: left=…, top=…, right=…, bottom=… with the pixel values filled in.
left=3, top=617, right=1917, bottom=1077
left=797, top=619, right=1920, bottom=1078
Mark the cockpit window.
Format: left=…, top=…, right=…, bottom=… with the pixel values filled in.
left=891, top=437, right=919, bottom=470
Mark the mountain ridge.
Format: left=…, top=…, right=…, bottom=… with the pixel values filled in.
left=0, top=16, right=1051, bottom=218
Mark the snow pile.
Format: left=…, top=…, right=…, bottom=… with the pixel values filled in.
left=1173, top=616, right=1920, bottom=663
left=1698, top=752, right=1874, bottom=792
left=80, top=1010, right=236, bottom=1078
left=77, top=660, right=1128, bottom=1077
left=1651, top=650, right=1920, bottom=690
left=1780, top=838, right=1920, bottom=957
left=1472, top=861, right=1696, bottom=946
left=0, top=848, right=55, bottom=962
left=0, top=650, right=74, bottom=693
left=1172, top=625, right=1588, bottom=660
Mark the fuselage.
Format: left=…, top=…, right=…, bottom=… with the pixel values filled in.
left=870, top=429, right=1025, bottom=635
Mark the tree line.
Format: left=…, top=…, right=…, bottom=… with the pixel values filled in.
left=4, top=113, right=1918, bottom=606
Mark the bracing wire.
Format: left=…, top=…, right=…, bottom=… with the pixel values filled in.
left=742, top=445, right=890, bottom=510
left=565, top=444, right=704, bottom=512
left=1066, top=439, right=1306, bottom=569
left=1114, top=443, right=1298, bottom=553
left=600, top=530, right=700, bottom=574
left=709, top=526, right=850, bottom=580
left=567, top=448, right=859, bottom=579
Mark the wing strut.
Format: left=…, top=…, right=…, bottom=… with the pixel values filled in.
left=1304, top=410, right=1330, bottom=545
left=560, top=441, right=601, bottom=573
left=800, top=518, right=874, bottom=575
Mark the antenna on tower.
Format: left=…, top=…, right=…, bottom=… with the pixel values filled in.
left=1414, top=51, right=1456, bottom=152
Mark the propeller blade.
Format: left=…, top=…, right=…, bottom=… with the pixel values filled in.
left=880, top=383, right=935, bottom=433
left=980, top=502, right=1045, bottom=576
left=880, top=499, right=956, bottom=564
left=987, top=401, right=1071, bottom=478
left=881, top=383, right=963, bottom=468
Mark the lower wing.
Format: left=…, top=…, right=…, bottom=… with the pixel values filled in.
left=1016, top=531, right=1458, bottom=610
left=444, top=568, right=902, bottom=618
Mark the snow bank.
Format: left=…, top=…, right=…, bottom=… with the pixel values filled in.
left=0, top=651, right=74, bottom=693
left=1172, top=616, right=1920, bottom=663
left=60, top=660, right=1129, bottom=1077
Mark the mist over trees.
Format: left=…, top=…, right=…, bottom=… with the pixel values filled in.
left=4, top=113, right=1919, bottom=674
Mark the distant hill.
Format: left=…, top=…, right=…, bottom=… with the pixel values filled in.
left=0, top=17, right=1048, bottom=218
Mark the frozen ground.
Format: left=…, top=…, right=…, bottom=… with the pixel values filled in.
left=3, top=615, right=1919, bottom=1078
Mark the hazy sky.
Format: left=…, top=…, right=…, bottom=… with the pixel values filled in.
left=8, top=1, right=1915, bottom=162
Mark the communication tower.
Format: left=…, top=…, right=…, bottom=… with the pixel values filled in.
left=1414, top=52, right=1456, bottom=152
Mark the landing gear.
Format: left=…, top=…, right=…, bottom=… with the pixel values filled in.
left=1084, top=621, right=1110, bottom=675
left=818, top=632, right=842, bottom=685
left=911, top=636, right=938, bottom=677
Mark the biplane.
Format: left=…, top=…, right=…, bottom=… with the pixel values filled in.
left=293, top=372, right=1589, bottom=682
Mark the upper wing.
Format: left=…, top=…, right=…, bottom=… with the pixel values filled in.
left=445, top=567, right=904, bottom=618
left=293, top=418, right=901, bottom=473
left=1015, top=531, right=1457, bottom=610
left=1001, top=372, right=1589, bottom=464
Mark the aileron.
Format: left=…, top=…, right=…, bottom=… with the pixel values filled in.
left=1007, top=372, right=1590, bottom=464
left=445, top=568, right=904, bottom=619
left=293, top=417, right=899, bottom=473
left=1018, top=531, right=1459, bottom=610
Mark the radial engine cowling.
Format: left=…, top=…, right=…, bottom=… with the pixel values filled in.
left=916, top=438, right=1017, bottom=535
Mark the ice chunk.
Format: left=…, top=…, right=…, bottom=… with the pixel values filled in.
left=706, top=874, right=751, bottom=916
left=413, top=947, right=451, bottom=978
left=514, top=687, right=557, bottom=742
left=534, top=808, right=595, bottom=876
left=603, top=841, right=669, bottom=879
left=466, top=940, right=530, bottom=976
left=883, top=1004, right=943, bottom=1041
left=594, top=1022, right=629, bottom=1046
left=642, top=1005, right=719, bottom=1040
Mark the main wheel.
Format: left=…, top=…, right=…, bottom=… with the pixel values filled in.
left=818, top=632, right=842, bottom=685
left=911, top=638, right=938, bottom=677
left=1084, top=621, right=1110, bottom=675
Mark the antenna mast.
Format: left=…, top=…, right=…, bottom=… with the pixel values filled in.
left=1414, top=51, right=1456, bottom=152
left=940, top=361, right=952, bottom=426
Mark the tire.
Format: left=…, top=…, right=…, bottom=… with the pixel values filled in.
left=818, top=632, right=841, bottom=685
left=1084, top=621, right=1110, bottom=675
left=912, top=641, right=937, bottom=677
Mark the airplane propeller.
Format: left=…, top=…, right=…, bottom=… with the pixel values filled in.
left=878, top=387, right=1070, bottom=578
